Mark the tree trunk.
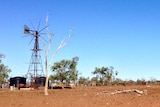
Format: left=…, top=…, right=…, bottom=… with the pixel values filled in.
left=44, top=59, right=49, bottom=95
left=44, top=72, right=49, bottom=95
left=44, top=81, right=49, bottom=95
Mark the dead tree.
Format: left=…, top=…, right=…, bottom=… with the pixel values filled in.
left=43, top=15, right=72, bottom=95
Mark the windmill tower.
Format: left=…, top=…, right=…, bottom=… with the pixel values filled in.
left=24, top=24, right=45, bottom=83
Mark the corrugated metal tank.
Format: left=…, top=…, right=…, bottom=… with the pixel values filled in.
left=10, top=77, right=26, bottom=87
left=37, top=77, right=46, bottom=87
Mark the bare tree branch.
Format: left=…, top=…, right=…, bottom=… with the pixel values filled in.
left=48, top=29, right=72, bottom=67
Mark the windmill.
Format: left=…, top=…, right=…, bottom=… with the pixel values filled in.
left=24, top=23, right=47, bottom=84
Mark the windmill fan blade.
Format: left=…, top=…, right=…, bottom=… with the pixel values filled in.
left=39, top=26, right=48, bottom=33
left=39, top=36, right=48, bottom=43
left=31, top=22, right=35, bottom=31
left=38, top=20, right=41, bottom=31
left=28, top=37, right=34, bottom=45
left=24, top=25, right=30, bottom=34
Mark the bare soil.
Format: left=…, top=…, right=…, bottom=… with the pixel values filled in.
left=0, top=85, right=160, bottom=107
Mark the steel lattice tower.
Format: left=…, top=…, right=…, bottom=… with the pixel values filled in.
left=24, top=25, right=44, bottom=82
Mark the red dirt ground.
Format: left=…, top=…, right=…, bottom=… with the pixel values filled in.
left=0, top=85, right=160, bottom=107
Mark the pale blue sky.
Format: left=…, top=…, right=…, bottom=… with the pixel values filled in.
left=0, top=0, right=160, bottom=80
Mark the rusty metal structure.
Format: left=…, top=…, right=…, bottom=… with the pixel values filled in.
left=24, top=24, right=46, bottom=83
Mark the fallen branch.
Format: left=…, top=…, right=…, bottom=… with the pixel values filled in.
left=97, top=89, right=147, bottom=95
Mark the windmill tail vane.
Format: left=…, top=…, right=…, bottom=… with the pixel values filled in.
left=24, top=25, right=30, bottom=34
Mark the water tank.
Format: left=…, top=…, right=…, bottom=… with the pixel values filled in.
left=10, top=77, right=26, bottom=87
left=38, top=77, right=46, bottom=87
